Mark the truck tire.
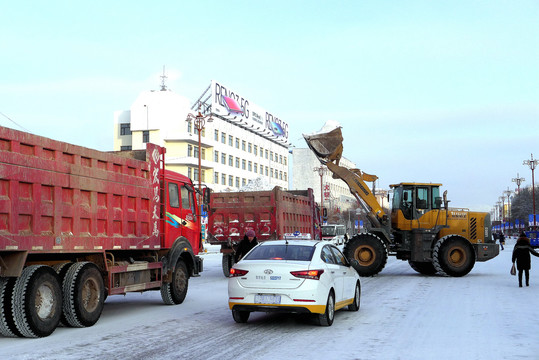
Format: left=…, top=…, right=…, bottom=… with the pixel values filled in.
left=317, top=291, right=335, bottom=326
left=62, top=262, right=105, bottom=327
left=344, top=233, right=388, bottom=276
left=0, top=277, right=21, bottom=337
left=432, top=235, right=475, bottom=277
left=408, top=261, right=437, bottom=275
left=53, top=262, right=74, bottom=327
left=161, top=259, right=188, bottom=305
left=348, top=281, right=361, bottom=311
left=222, top=254, right=235, bottom=277
left=232, top=309, right=250, bottom=323
left=12, top=265, right=62, bottom=338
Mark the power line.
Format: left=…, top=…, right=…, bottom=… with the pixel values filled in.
left=0, top=111, right=31, bottom=133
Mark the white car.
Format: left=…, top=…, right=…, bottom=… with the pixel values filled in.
left=228, top=240, right=361, bottom=326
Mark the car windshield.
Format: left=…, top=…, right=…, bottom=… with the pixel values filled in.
left=244, top=244, right=316, bottom=261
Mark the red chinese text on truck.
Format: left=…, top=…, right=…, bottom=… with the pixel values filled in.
left=206, top=186, right=322, bottom=276
left=0, top=126, right=206, bottom=338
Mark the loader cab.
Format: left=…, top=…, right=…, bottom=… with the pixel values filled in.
left=390, top=183, right=442, bottom=229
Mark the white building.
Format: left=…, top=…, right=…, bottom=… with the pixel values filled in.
left=113, top=80, right=289, bottom=192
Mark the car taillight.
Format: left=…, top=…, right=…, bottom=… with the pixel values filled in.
left=290, top=269, right=324, bottom=280
left=230, top=268, right=249, bottom=277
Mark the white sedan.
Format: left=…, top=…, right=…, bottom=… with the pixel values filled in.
left=228, top=239, right=361, bottom=326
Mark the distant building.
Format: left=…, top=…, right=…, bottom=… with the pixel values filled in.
left=113, top=79, right=289, bottom=192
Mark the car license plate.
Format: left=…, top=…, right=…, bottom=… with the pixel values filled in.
left=255, top=294, right=281, bottom=304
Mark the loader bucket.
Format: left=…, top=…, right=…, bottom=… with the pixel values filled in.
left=303, top=127, right=344, bottom=160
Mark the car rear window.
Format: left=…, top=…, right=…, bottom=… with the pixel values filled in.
left=244, top=245, right=315, bottom=261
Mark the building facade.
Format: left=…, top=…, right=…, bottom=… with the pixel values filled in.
left=113, top=81, right=289, bottom=192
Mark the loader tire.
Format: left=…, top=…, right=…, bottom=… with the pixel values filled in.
left=408, top=261, right=437, bottom=275
left=432, top=235, right=475, bottom=277
left=344, top=233, right=387, bottom=276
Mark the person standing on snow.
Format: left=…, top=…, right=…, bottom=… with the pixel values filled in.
left=498, top=232, right=505, bottom=250
left=512, top=232, right=539, bottom=287
left=235, top=229, right=258, bottom=262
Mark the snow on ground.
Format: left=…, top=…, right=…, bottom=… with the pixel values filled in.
left=1, top=237, right=537, bottom=360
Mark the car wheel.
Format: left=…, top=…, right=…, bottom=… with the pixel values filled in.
left=317, top=291, right=335, bottom=326
left=232, top=309, right=250, bottom=323
left=348, top=282, right=361, bottom=311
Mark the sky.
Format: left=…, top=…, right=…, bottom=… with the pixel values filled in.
left=1, top=0, right=537, bottom=213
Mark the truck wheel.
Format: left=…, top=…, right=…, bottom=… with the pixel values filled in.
left=12, top=265, right=62, bottom=338
left=348, top=281, right=361, bottom=311
left=432, top=236, right=475, bottom=277
left=63, top=262, right=105, bottom=327
left=0, top=277, right=21, bottom=337
left=344, top=233, right=388, bottom=276
left=222, top=254, right=235, bottom=277
left=408, top=261, right=437, bottom=275
left=232, top=309, right=250, bottom=323
left=53, top=262, right=74, bottom=327
left=161, top=259, right=188, bottom=305
left=317, top=291, right=335, bottom=326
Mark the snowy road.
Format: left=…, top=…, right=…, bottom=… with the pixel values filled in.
left=1, top=237, right=537, bottom=360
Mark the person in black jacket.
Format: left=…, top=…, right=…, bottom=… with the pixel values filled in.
left=512, top=232, right=539, bottom=287
left=235, top=229, right=258, bottom=262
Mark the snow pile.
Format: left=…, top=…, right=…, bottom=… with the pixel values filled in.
left=239, top=177, right=274, bottom=191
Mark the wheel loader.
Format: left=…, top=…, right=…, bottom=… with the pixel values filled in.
left=303, top=124, right=499, bottom=277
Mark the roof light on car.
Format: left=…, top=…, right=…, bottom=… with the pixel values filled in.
left=230, top=268, right=249, bottom=277
left=290, top=269, right=324, bottom=280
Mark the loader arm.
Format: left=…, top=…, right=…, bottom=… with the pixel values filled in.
left=303, top=125, right=387, bottom=228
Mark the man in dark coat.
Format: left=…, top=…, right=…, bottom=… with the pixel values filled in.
left=512, top=232, right=539, bottom=287
left=235, top=229, right=258, bottom=262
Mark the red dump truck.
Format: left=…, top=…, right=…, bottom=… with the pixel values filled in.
left=206, top=187, right=321, bottom=276
left=0, top=126, right=205, bottom=338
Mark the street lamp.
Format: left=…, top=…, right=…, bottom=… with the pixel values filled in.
left=504, top=187, right=512, bottom=224
left=313, top=165, right=327, bottom=224
left=499, top=196, right=506, bottom=234
left=512, top=173, right=525, bottom=194
left=186, top=105, right=213, bottom=195
left=524, top=153, right=538, bottom=230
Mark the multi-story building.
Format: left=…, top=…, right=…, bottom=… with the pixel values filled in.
left=113, top=80, right=289, bottom=192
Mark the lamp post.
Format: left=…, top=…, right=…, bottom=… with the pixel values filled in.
left=313, top=165, right=326, bottom=224
left=504, top=187, right=512, bottom=226
left=512, top=173, right=525, bottom=194
left=524, top=153, right=538, bottom=230
left=499, top=196, right=506, bottom=234
left=186, top=105, right=213, bottom=196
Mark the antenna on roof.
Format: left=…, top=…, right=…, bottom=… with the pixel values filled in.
left=160, top=65, right=168, bottom=91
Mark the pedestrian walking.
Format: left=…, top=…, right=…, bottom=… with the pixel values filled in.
left=498, top=232, right=505, bottom=250
left=235, top=229, right=258, bottom=262
left=512, top=232, right=539, bottom=287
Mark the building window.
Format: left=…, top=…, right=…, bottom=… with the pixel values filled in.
left=214, top=172, right=219, bottom=184
left=279, top=171, right=283, bottom=180
left=279, top=155, right=283, bottom=164
left=265, top=166, right=268, bottom=176
left=235, top=138, right=240, bottom=149
left=222, top=173, right=226, bottom=185
left=284, top=172, right=287, bottom=181
left=284, top=158, right=287, bottom=166
left=260, top=165, right=264, bottom=175
left=229, top=155, right=233, bottom=166
left=187, top=122, right=192, bottom=133
left=194, top=168, right=199, bottom=182
left=188, top=145, right=193, bottom=157
left=248, top=143, right=252, bottom=153
left=221, top=153, right=226, bottom=165
left=229, top=135, right=233, bottom=146
left=260, top=147, right=264, bottom=158
left=143, top=130, right=149, bottom=143
left=120, top=123, right=131, bottom=136
left=235, top=157, right=240, bottom=168
left=120, top=145, right=132, bottom=151
left=188, top=167, right=192, bottom=179
left=242, top=178, right=246, bottom=186
left=242, top=159, right=246, bottom=170
left=201, top=148, right=206, bottom=160
left=229, top=175, right=233, bottom=186
left=265, top=149, right=268, bottom=159
left=271, top=169, right=274, bottom=178
left=201, top=169, right=206, bottom=183
left=214, top=129, right=219, bottom=141
left=242, top=140, right=246, bottom=151
left=214, top=150, right=219, bottom=162
left=254, top=163, right=258, bottom=173
left=194, top=146, right=199, bottom=159
left=221, top=132, right=226, bottom=144
left=254, top=145, right=258, bottom=156
left=270, top=151, right=274, bottom=162
left=235, top=177, right=240, bottom=188
left=248, top=161, right=252, bottom=172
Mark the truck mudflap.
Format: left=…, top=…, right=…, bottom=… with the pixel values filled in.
left=194, top=255, right=204, bottom=275
left=474, top=243, right=499, bottom=262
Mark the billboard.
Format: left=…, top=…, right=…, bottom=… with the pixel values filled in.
left=211, top=80, right=289, bottom=145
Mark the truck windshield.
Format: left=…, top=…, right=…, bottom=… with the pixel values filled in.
left=244, top=245, right=315, bottom=261
left=321, top=227, right=336, bottom=236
